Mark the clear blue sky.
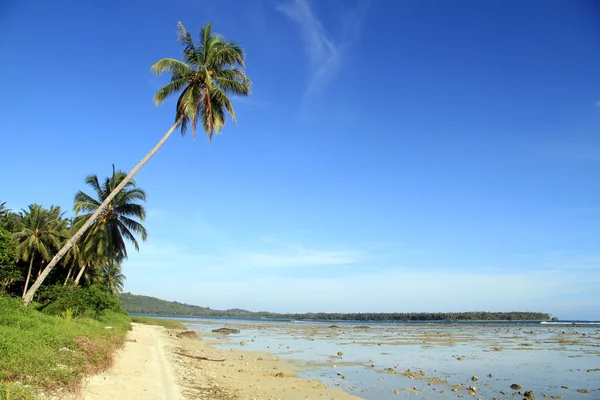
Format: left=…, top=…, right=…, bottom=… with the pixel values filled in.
left=1, top=0, right=599, bottom=319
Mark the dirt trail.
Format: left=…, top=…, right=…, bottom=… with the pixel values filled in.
left=79, top=323, right=181, bottom=400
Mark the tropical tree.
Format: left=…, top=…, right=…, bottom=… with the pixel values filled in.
left=0, top=226, right=20, bottom=294
left=72, top=166, right=147, bottom=286
left=0, top=201, right=7, bottom=218
left=13, top=205, right=63, bottom=297
left=23, top=22, right=251, bottom=305
left=101, top=260, right=126, bottom=295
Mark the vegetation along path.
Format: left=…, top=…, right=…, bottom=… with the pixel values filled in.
left=76, top=323, right=181, bottom=400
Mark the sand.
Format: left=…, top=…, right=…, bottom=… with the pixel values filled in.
left=75, top=323, right=361, bottom=400
left=76, top=323, right=181, bottom=400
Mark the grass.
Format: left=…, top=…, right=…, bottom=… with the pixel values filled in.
left=131, top=316, right=186, bottom=330
left=0, top=295, right=131, bottom=400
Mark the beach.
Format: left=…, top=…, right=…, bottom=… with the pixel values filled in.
left=73, top=319, right=600, bottom=400
left=75, top=323, right=360, bottom=399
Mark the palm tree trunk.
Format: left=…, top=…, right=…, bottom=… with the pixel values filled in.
left=23, top=119, right=181, bottom=306
left=22, top=255, right=35, bottom=298
left=74, top=263, right=87, bottom=286
left=63, top=265, right=73, bottom=286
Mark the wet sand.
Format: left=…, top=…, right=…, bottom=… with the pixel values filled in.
left=76, top=323, right=360, bottom=400
left=164, top=328, right=362, bottom=400
left=183, top=320, right=600, bottom=399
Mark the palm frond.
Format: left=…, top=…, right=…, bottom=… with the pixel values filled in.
left=116, top=221, right=139, bottom=252
left=178, top=22, right=201, bottom=67
left=151, top=58, right=192, bottom=77
left=118, top=216, right=148, bottom=241
left=199, top=22, right=213, bottom=64
left=154, top=78, right=189, bottom=107
left=209, top=41, right=245, bottom=68
left=83, top=175, right=104, bottom=201
left=215, top=69, right=251, bottom=97
left=115, top=204, right=146, bottom=221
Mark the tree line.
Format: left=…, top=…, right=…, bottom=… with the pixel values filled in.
left=0, top=167, right=147, bottom=304
left=120, top=293, right=551, bottom=321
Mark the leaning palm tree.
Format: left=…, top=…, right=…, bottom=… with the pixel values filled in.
left=72, top=166, right=147, bottom=285
left=23, top=22, right=251, bottom=305
left=14, top=205, right=63, bottom=297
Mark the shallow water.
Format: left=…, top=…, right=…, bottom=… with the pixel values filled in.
left=182, top=319, right=600, bottom=399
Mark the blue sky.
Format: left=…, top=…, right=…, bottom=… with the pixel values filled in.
left=1, top=0, right=599, bottom=319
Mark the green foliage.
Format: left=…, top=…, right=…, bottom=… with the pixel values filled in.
left=41, top=285, right=123, bottom=318
left=0, top=381, right=36, bottom=400
left=121, top=293, right=551, bottom=321
left=0, top=227, right=16, bottom=265
left=152, top=22, right=251, bottom=140
left=73, top=165, right=147, bottom=264
left=131, top=316, right=186, bottom=329
left=0, top=295, right=131, bottom=396
left=0, top=227, right=20, bottom=294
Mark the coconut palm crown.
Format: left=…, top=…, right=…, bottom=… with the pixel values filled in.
left=152, top=22, right=251, bottom=140
left=73, top=166, right=148, bottom=263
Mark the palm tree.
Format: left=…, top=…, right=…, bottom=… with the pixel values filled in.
left=14, top=205, right=63, bottom=297
left=23, top=22, right=251, bottom=305
left=102, top=260, right=126, bottom=295
left=72, top=166, right=147, bottom=285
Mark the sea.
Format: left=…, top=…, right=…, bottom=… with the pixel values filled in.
left=140, top=316, right=600, bottom=399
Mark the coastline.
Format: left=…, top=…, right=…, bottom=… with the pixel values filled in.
left=75, top=323, right=361, bottom=400
left=165, top=327, right=362, bottom=400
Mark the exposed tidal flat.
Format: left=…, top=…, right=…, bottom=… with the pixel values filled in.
left=180, top=318, right=600, bottom=399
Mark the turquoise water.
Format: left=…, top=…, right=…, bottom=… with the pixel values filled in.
left=177, top=318, right=600, bottom=399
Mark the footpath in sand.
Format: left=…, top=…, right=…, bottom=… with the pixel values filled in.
left=76, top=323, right=361, bottom=400
left=78, top=323, right=181, bottom=400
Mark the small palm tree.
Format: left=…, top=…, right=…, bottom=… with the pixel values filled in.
left=102, top=260, right=125, bottom=295
left=72, top=166, right=147, bottom=285
left=23, top=22, right=251, bottom=305
left=14, top=205, right=63, bottom=297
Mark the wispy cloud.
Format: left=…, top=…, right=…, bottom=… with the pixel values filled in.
left=126, top=242, right=361, bottom=271
left=277, top=0, right=368, bottom=96
left=241, top=248, right=361, bottom=268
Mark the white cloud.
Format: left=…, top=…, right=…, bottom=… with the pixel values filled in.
left=125, top=242, right=361, bottom=271
left=277, top=0, right=367, bottom=96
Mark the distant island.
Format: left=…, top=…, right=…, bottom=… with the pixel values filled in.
left=120, top=293, right=551, bottom=321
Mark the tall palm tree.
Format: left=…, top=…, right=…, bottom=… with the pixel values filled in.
left=14, top=205, right=63, bottom=297
left=72, top=166, right=147, bottom=285
left=23, top=22, right=251, bottom=305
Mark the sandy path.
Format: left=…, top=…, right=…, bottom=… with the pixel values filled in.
left=73, top=323, right=360, bottom=400
left=79, top=323, right=181, bottom=400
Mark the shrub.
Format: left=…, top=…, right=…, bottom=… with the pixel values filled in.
left=0, top=227, right=21, bottom=294
left=40, top=285, right=124, bottom=318
left=0, top=295, right=131, bottom=397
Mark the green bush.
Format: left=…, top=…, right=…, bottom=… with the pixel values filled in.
left=0, top=227, right=21, bottom=294
left=40, top=285, right=123, bottom=318
left=0, top=295, right=131, bottom=397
